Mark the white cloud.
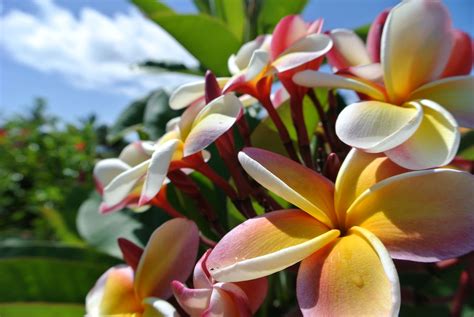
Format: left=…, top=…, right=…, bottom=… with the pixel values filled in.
left=0, top=0, right=200, bottom=97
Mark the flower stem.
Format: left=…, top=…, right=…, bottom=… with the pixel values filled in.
left=289, top=94, right=314, bottom=169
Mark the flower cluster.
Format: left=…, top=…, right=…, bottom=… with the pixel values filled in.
left=87, top=0, right=474, bottom=316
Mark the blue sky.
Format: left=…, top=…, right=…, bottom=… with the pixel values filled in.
left=1, top=0, right=473, bottom=125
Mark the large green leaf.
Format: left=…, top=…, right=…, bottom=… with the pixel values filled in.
left=257, top=0, right=308, bottom=34
left=131, top=0, right=174, bottom=15
left=149, top=14, right=240, bottom=75
left=214, top=0, right=246, bottom=41
left=0, top=303, right=84, bottom=317
left=0, top=241, right=118, bottom=303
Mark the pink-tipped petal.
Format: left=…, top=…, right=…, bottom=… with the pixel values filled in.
left=410, top=76, right=474, bottom=128
left=238, top=148, right=337, bottom=227
left=297, top=230, right=399, bottom=317
left=169, top=78, right=229, bottom=110
left=382, top=0, right=454, bottom=103
left=385, top=99, right=460, bottom=170
left=327, top=29, right=371, bottom=70
left=207, top=209, right=339, bottom=282
left=441, top=30, right=473, bottom=78
left=346, top=169, right=474, bottom=262
left=171, top=281, right=212, bottom=317
left=193, top=249, right=213, bottom=289
left=93, top=158, right=130, bottom=193
left=119, top=142, right=151, bottom=166
left=366, top=9, right=390, bottom=63
left=271, top=15, right=308, bottom=60
left=202, top=286, right=251, bottom=317
left=183, top=94, right=243, bottom=157
left=229, top=35, right=272, bottom=74
left=135, top=218, right=200, bottom=299
left=118, top=238, right=144, bottom=272
left=234, top=278, right=268, bottom=313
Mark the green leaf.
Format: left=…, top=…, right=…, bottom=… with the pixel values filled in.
left=459, top=130, right=474, bottom=160
left=214, top=0, right=246, bottom=41
left=131, top=0, right=174, bottom=15
left=0, top=242, right=118, bottom=303
left=0, top=303, right=84, bottom=317
left=107, top=97, right=147, bottom=143
left=148, top=14, right=240, bottom=75
left=138, top=60, right=204, bottom=76
left=257, top=0, right=308, bottom=34
left=143, top=90, right=179, bottom=139
left=76, top=192, right=170, bottom=258
left=354, top=24, right=371, bottom=42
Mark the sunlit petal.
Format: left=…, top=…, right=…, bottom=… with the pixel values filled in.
left=327, top=29, right=371, bottom=69
left=366, top=9, right=389, bottom=63
left=135, top=219, right=200, bottom=299
left=385, top=100, right=460, bottom=170
left=271, top=15, right=308, bottom=60
left=93, top=158, right=130, bottom=192
left=346, top=169, right=474, bottom=262
left=410, top=76, right=474, bottom=128
left=297, top=229, right=399, bottom=317
left=382, top=0, right=454, bottom=103
left=335, top=101, right=422, bottom=153
left=207, top=209, right=339, bottom=282
left=238, top=147, right=337, bottom=227
left=169, top=78, right=229, bottom=110
left=142, top=297, right=180, bottom=317
left=441, top=30, right=473, bottom=78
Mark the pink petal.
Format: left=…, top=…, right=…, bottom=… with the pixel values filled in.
left=366, top=9, right=390, bottom=63
left=270, top=15, right=308, bottom=60
left=440, top=29, right=473, bottom=78
left=171, top=281, right=212, bottom=316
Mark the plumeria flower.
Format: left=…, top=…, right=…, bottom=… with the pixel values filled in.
left=171, top=249, right=268, bottom=317
left=294, top=0, right=474, bottom=170
left=86, top=218, right=200, bottom=317
left=170, top=15, right=332, bottom=111
left=98, top=94, right=242, bottom=211
left=206, top=147, right=474, bottom=316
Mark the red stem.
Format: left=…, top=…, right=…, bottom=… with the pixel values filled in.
left=289, top=94, right=314, bottom=169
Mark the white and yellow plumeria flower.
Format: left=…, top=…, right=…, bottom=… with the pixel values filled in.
left=294, top=0, right=474, bottom=170
left=99, top=94, right=242, bottom=211
left=206, top=147, right=474, bottom=316
left=86, top=218, right=199, bottom=317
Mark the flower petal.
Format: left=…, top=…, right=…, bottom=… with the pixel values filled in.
left=385, top=99, right=460, bottom=170
left=142, top=297, right=180, bottom=317
left=171, top=281, right=212, bottom=317
left=202, top=286, right=251, bottom=317
left=293, top=70, right=386, bottom=100
left=366, top=9, right=389, bottom=63
left=382, top=0, right=454, bottom=103
left=135, top=218, right=200, bottom=299
left=119, top=142, right=151, bottom=166
left=207, top=209, right=340, bottom=282
left=169, top=78, right=229, bottom=110
left=238, top=147, right=336, bottom=227
left=335, top=149, right=408, bottom=224
left=441, top=30, right=473, bottom=78
left=297, top=229, right=399, bottom=317
left=193, top=249, right=213, bottom=289
left=346, top=168, right=474, bottom=262
left=271, top=15, right=308, bottom=60
left=93, top=158, right=130, bottom=193
left=183, top=94, right=243, bottom=156
left=86, top=265, right=142, bottom=316
left=138, top=139, right=181, bottom=205
left=228, top=35, right=272, bottom=74
left=103, top=160, right=149, bottom=207
left=409, top=76, right=474, bottom=128
left=233, top=278, right=268, bottom=314
left=327, top=29, right=371, bottom=69
left=272, top=34, right=332, bottom=73
left=335, top=101, right=423, bottom=153
left=339, top=63, right=383, bottom=83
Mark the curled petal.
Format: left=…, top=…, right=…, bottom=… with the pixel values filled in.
left=139, top=139, right=181, bottom=206
left=346, top=168, right=474, bottom=262
left=382, top=0, right=454, bottom=103
left=183, top=94, right=243, bottom=156
left=135, top=218, right=200, bottom=299
left=327, top=29, right=371, bottom=69
left=293, top=70, right=386, bottom=100
left=366, top=9, right=390, bottom=63
left=86, top=265, right=142, bottom=316
left=238, top=147, right=337, bottom=227
left=335, top=101, right=423, bottom=153
left=193, top=249, right=213, bottom=289
left=271, top=15, right=308, bottom=60
left=410, top=76, right=474, bottom=128
left=228, top=35, right=272, bottom=74
left=441, top=30, right=473, bottom=78
left=335, top=149, right=408, bottom=223
left=93, top=158, right=130, bottom=193
left=119, top=142, right=151, bottom=166
left=172, top=281, right=212, bottom=317
left=385, top=100, right=460, bottom=170
left=103, top=160, right=149, bottom=207
left=202, top=286, right=251, bottom=317
left=234, top=278, right=268, bottom=313
left=169, top=78, right=229, bottom=110
left=272, top=34, right=332, bottom=73
left=297, top=229, right=399, bottom=317
left=207, top=209, right=339, bottom=282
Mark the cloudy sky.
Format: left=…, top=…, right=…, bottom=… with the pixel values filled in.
left=1, top=0, right=472, bottom=124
